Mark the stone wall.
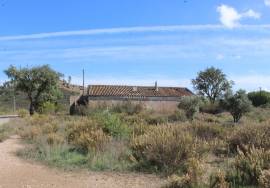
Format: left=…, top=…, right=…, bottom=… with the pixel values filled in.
left=87, top=99, right=179, bottom=113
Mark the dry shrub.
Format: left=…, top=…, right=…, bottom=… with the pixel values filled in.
left=228, top=122, right=270, bottom=153
left=209, top=170, right=229, bottom=188
left=165, top=158, right=204, bottom=188
left=18, top=109, right=29, bottom=118
left=131, top=125, right=207, bottom=173
left=259, top=169, right=270, bottom=188
left=189, top=122, right=226, bottom=141
left=67, top=118, right=110, bottom=153
left=228, top=146, right=270, bottom=186
left=46, top=133, right=65, bottom=145
left=165, top=174, right=192, bottom=188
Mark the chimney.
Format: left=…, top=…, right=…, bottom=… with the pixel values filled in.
left=132, top=86, right=138, bottom=92
left=155, top=81, right=158, bottom=92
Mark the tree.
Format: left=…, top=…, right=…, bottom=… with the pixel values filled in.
left=248, top=90, right=270, bottom=107
left=192, top=67, right=233, bottom=104
left=222, top=90, right=252, bottom=123
left=178, top=96, right=201, bottom=120
left=5, top=65, right=63, bottom=115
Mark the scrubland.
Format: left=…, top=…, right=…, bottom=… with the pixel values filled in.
left=1, top=104, right=270, bottom=188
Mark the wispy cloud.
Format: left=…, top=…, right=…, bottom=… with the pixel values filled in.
left=217, top=5, right=261, bottom=28
left=265, top=0, right=270, bottom=7
left=231, top=75, right=270, bottom=91
left=1, top=24, right=270, bottom=41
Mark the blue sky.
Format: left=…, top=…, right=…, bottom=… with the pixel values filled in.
left=1, top=0, right=270, bottom=91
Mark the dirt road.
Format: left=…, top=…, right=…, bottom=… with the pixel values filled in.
left=0, top=120, right=166, bottom=188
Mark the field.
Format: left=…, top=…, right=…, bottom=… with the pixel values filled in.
left=1, top=103, right=270, bottom=188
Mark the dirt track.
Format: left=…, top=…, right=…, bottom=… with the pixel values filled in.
left=0, top=120, right=165, bottom=188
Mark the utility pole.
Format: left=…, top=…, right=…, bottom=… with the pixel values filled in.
left=83, top=69, right=85, bottom=95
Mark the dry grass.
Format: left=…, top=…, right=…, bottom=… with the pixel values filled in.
left=3, top=106, right=269, bottom=188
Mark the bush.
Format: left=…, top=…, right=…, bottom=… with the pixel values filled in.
left=18, top=109, right=29, bottom=118
left=168, top=110, right=187, bottom=122
left=222, top=90, right=252, bottom=123
left=209, top=170, right=229, bottom=188
left=131, top=125, right=207, bottom=174
left=67, top=119, right=110, bottom=154
left=248, top=90, right=270, bottom=107
left=145, top=114, right=168, bottom=125
left=95, top=112, right=131, bottom=139
left=165, top=158, right=204, bottom=188
left=39, top=101, right=57, bottom=115
left=164, top=174, right=192, bottom=188
left=200, top=101, right=223, bottom=114
left=178, top=96, right=201, bottom=120
left=259, top=169, right=270, bottom=188
left=111, top=101, right=143, bottom=115
left=228, top=123, right=270, bottom=153
left=227, top=146, right=270, bottom=186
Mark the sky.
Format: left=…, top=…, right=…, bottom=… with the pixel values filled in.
left=0, top=0, right=270, bottom=91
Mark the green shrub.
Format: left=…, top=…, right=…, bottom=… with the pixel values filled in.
left=248, top=90, right=270, bottom=107
left=95, top=112, right=131, bottom=139
left=178, top=96, right=201, bottom=120
left=39, top=101, right=57, bottom=115
left=131, top=125, right=207, bottom=174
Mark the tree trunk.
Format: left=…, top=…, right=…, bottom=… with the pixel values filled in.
left=29, top=101, right=35, bottom=115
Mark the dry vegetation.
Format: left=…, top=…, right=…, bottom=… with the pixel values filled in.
left=1, top=102, right=270, bottom=188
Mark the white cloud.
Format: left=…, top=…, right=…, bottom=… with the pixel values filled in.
left=265, top=0, right=270, bottom=7
left=0, top=25, right=222, bottom=41
left=217, top=5, right=261, bottom=28
left=1, top=24, right=270, bottom=41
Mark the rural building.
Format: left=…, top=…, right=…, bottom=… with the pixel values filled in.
left=70, top=82, right=193, bottom=113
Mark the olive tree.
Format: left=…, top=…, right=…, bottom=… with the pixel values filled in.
left=178, top=96, right=201, bottom=120
left=222, top=90, right=252, bottom=123
left=5, top=65, right=62, bottom=115
left=192, top=67, right=233, bottom=104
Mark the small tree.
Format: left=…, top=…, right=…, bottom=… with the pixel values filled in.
left=222, top=90, right=252, bottom=123
left=5, top=65, right=62, bottom=115
left=248, top=90, right=270, bottom=107
left=192, top=67, right=233, bottom=104
left=178, top=96, right=201, bottom=120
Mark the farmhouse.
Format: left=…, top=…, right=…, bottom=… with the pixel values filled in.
left=70, top=82, right=193, bottom=113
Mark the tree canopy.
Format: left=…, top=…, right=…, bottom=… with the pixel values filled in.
left=222, top=90, right=252, bottom=123
left=192, top=67, right=233, bottom=103
left=5, top=65, right=63, bottom=115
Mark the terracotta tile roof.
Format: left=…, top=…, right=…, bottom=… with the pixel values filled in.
left=88, top=85, right=193, bottom=98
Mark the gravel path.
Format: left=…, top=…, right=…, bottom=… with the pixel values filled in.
left=0, top=120, right=166, bottom=188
